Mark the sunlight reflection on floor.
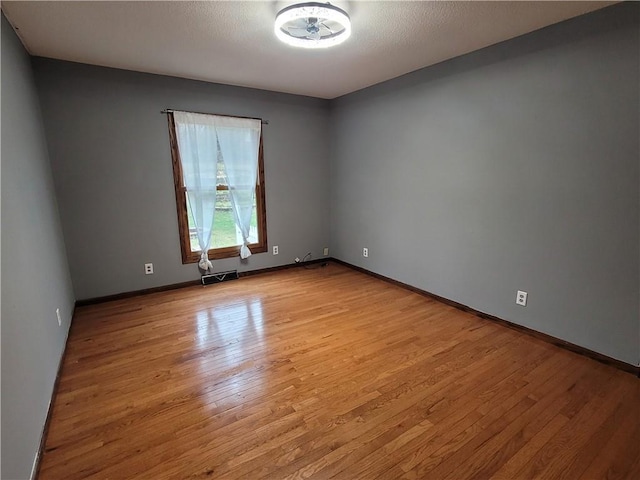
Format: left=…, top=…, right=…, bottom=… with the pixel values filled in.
left=195, top=297, right=266, bottom=407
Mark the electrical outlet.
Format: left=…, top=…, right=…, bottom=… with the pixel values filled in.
left=56, top=308, right=62, bottom=327
left=273, top=245, right=279, bottom=255
left=144, top=263, right=154, bottom=275
left=323, top=247, right=329, bottom=256
left=363, top=247, right=369, bottom=258
left=516, top=290, right=528, bottom=306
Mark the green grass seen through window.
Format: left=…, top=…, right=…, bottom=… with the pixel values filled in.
left=188, top=207, right=258, bottom=252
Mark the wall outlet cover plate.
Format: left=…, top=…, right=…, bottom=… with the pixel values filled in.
left=516, top=290, right=528, bottom=306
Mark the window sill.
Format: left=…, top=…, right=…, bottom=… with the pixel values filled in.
left=181, top=243, right=268, bottom=264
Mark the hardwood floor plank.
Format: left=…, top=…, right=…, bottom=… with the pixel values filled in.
left=510, top=370, right=629, bottom=479
left=558, top=388, right=635, bottom=480
left=37, top=263, right=640, bottom=479
left=578, top=399, right=640, bottom=480
left=489, top=413, right=570, bottom=480
left=389, top=352, right=585, bottom=479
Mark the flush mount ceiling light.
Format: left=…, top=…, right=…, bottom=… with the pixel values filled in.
left=274, top=2, right=351, bottom=49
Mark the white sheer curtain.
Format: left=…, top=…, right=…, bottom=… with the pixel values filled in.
left=215, top=116, right=261, bottom=259
left=174, top=111, right=261, bottom=265
left=173, top=111, right=220, bottom=272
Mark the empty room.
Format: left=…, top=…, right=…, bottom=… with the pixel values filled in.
left=2, top=1, right=639, bottom=479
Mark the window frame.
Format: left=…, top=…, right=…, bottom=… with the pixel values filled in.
left=167, top=112, right=268, bottom=264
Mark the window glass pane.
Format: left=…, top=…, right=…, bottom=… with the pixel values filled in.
left=186, top=193, right=199, bottom=252
left=217, top=157, right=226, bottom=186
left=186, top=192, right=258, bottom=252
left=249, top=200, right=258, bottom=242
left=211, top=190, right=237, bottom=248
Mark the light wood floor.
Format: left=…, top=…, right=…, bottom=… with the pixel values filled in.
left=39, top=263, right=639, bottom=479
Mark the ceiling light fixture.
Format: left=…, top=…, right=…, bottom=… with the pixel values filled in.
left=274, top=2, right=351, bottom=49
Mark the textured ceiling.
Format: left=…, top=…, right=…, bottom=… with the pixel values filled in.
left=2, top=1, right=615, bottom=99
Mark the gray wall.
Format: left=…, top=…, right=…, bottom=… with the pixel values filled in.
left=1, top=16, right=76, bottom=480
left=330, top=4, right=639, bottom=366
left=32, top=60, right=331, bottom=300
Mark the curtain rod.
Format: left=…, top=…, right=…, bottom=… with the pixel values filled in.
left=161, top=109, right=269, bottom=125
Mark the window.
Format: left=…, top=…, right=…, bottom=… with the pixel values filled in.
left=168, top=111, right=267, bottom=264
